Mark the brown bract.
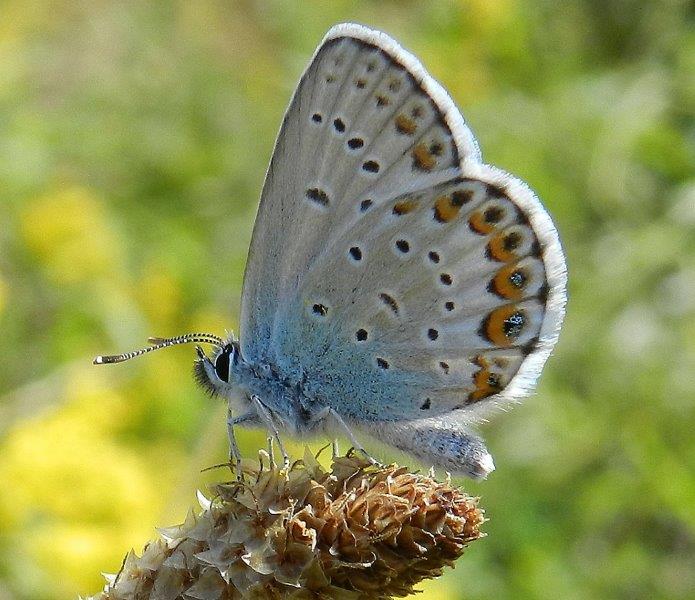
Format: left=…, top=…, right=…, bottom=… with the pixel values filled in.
left=87, top=450, right=485, bottom=599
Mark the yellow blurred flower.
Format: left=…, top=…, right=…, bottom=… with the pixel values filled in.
left=30, top=524, right=132, bottom=598
left=0, top=0, right=44, bottom=46
left=0, top=368, right=178, bottom=598
left=190, top=308, right=238, bottom=339
left=20, top=186, right=122, bottom=284
left=417, top=574, right=462, bottom=599
left=468, top=0, right=517, bottom=26
left=135, top=264, right=182, bottom=326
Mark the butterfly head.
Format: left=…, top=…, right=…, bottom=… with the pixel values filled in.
left=193, top=337, right=242, bottom=397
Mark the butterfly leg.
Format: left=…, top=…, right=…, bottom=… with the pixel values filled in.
left=310, top=406, right=381, bottom=466
left=250, top=394, right=290, bottom=469
left=230, top=411, right=259, bottom=426
left=226, top=406, right=245, bottom=480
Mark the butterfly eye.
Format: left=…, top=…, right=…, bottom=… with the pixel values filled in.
left=214, top=344, right=234, bottom=382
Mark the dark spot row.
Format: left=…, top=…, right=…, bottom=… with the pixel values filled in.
left=345, top=235, right=455, bottom=298
left=352, top=324, right=440, bottom=343
left=309, top=113, right=371, bottom=156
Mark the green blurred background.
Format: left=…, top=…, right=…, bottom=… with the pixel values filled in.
left=1, top=1, right=693, bottom=598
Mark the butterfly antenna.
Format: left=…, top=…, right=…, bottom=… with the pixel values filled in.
left=93, top=333, right=225, bottom=365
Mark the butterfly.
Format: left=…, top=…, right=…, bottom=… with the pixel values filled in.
left=95, top=24, right=567, bottom=479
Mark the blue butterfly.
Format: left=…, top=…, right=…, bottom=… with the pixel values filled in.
left=95, top=24, right=567, bottom=479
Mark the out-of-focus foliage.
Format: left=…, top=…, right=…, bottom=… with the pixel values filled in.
left=0, top=1, right=693, bottom=598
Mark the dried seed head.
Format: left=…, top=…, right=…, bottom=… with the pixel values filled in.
left=86, top=450, right=485, bottom=599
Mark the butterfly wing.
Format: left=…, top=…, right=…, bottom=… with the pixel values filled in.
left=240, top=24, right=566, bottom=423
left=240, top=24, right=480, bottom=363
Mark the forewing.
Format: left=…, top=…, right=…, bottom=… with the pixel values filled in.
left=240, top=24, right=479, bottom=363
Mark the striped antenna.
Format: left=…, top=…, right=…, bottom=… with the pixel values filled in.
left=93, top=333, right=225, bottom=365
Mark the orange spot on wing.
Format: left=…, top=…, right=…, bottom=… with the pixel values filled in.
left=490, top=264, right=528, bottom=301
left=481, top=305, right=525, bottom=347
left=468, top=355, right=502, bottom=403
left=412, top=143, right=436, bottom=171
left=469, top=210, right=495, bottom=235
left=433, top=195, right=460, bottom=223
left=395, top=114, right=417, bottom=135
left=393, top=199, right=418, bottom=215
left=487, top=234, right=517, bottom=261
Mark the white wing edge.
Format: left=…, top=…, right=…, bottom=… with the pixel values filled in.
left=466, top=162, right=568, bottom=413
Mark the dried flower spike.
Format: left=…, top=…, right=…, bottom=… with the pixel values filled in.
left=86, top=449, right=485, bottom=599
